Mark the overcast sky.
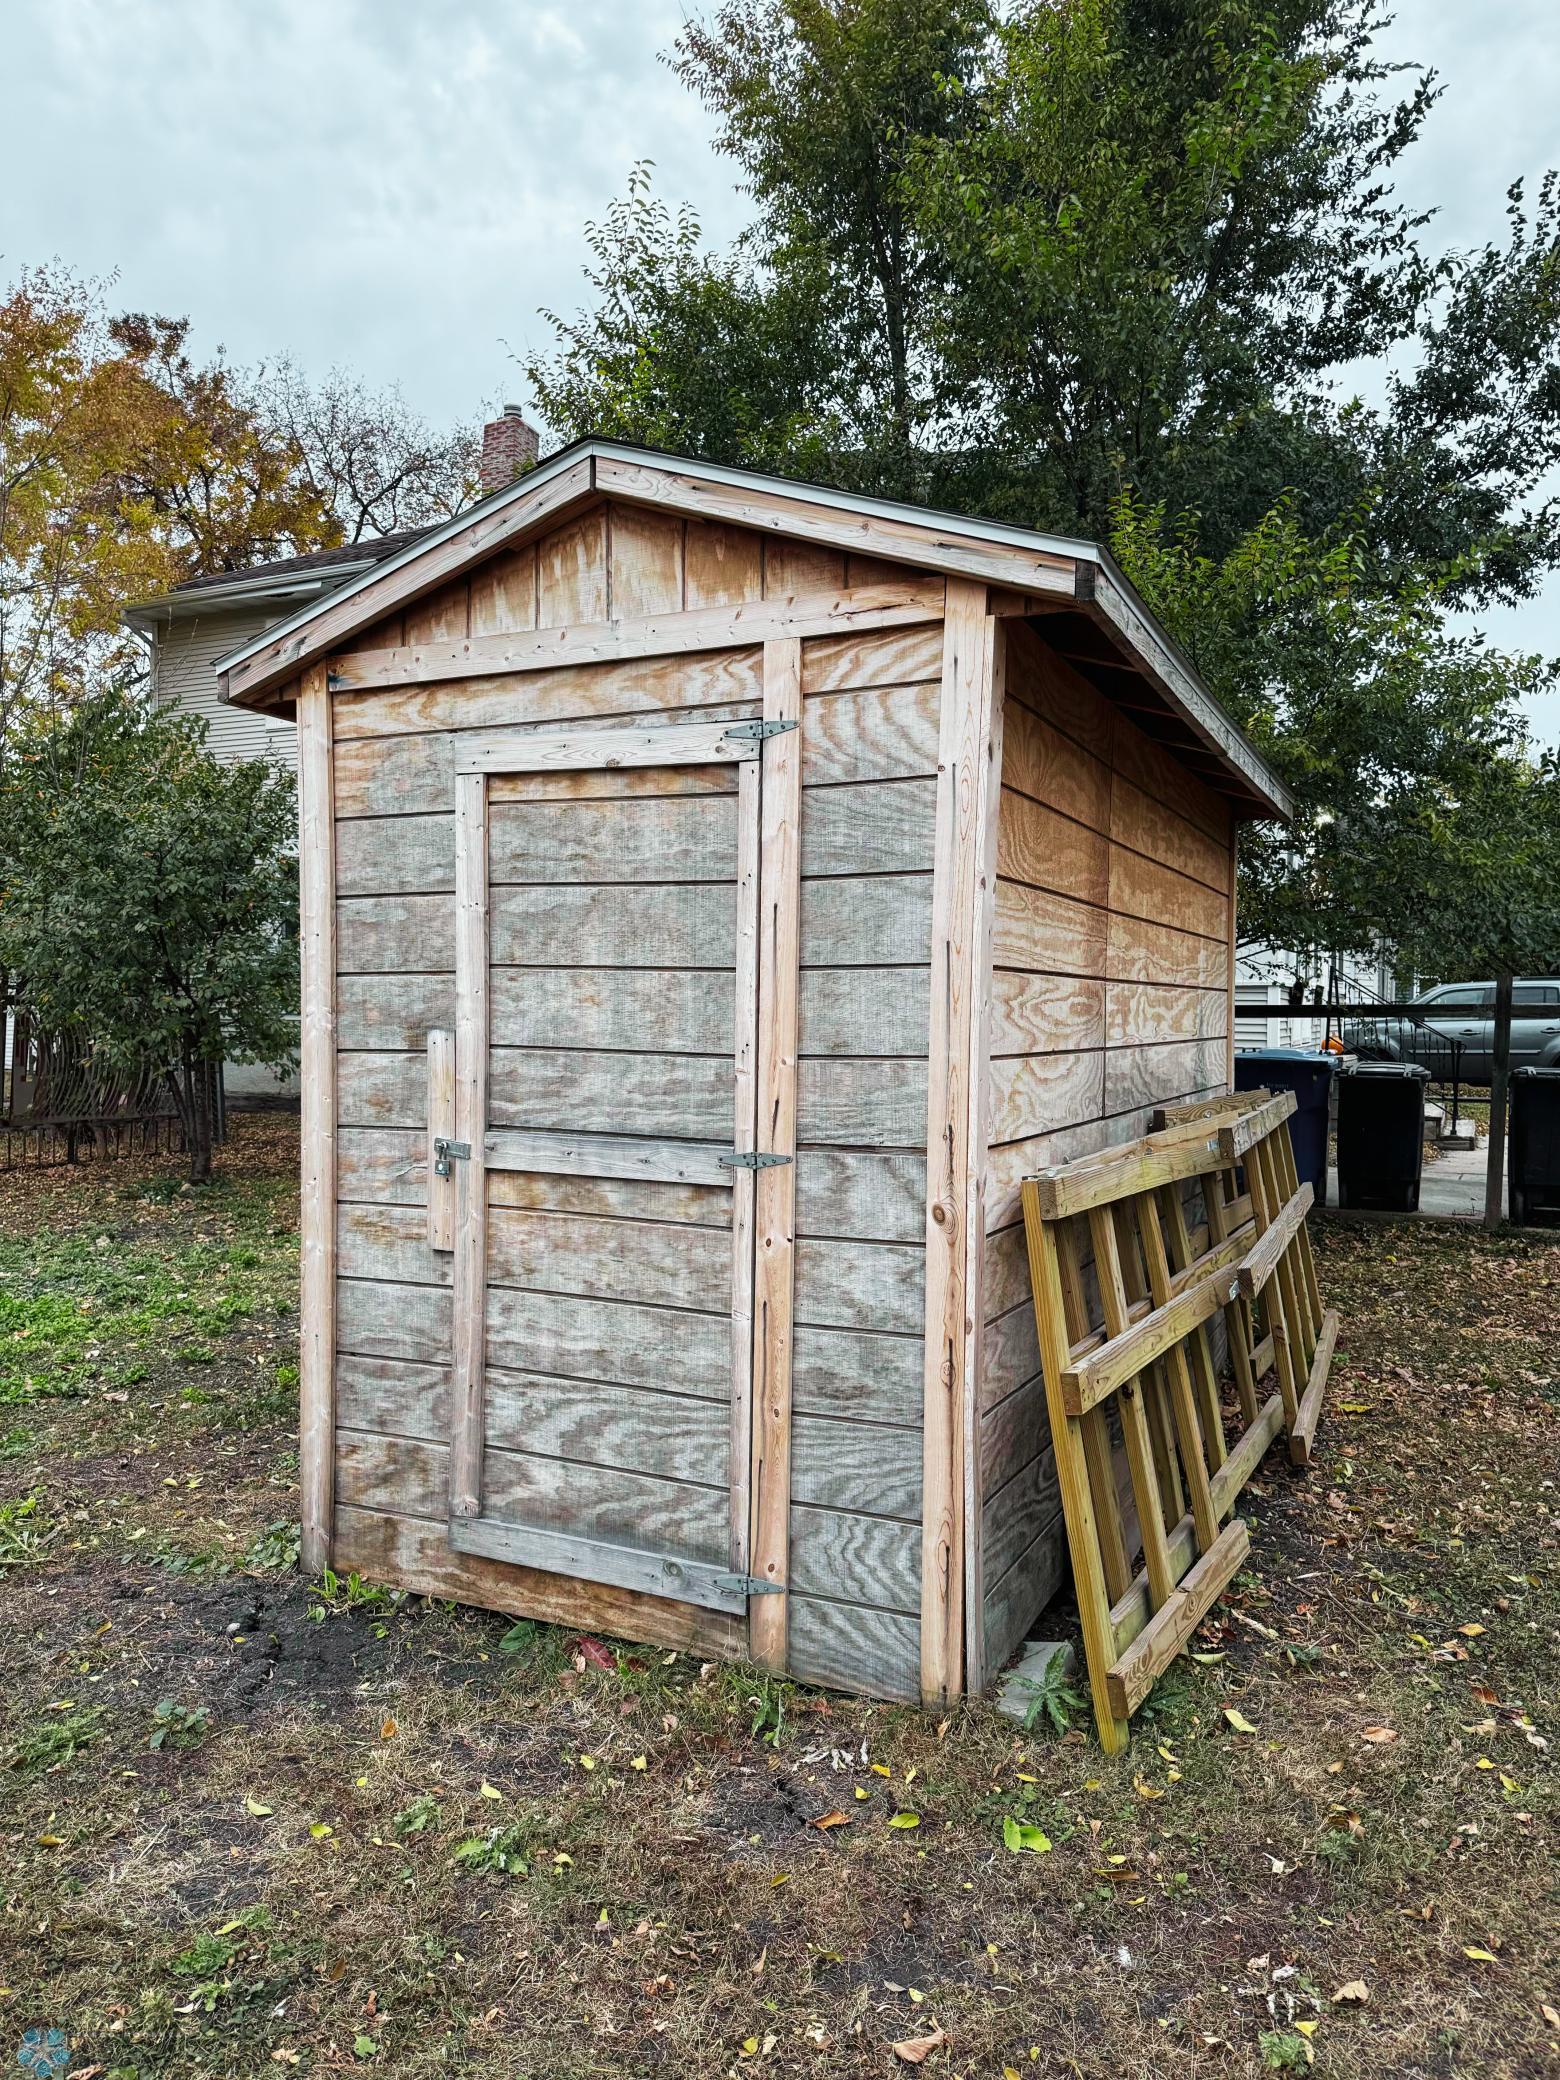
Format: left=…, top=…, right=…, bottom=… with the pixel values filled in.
left=5, top=0, right=1558, bottom=742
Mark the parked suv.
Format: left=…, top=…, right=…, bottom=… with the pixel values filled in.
left=1345, top=980, right=1560, bottom=1079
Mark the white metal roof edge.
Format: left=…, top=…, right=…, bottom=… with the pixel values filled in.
left=125, top=563, right=380, bottom=632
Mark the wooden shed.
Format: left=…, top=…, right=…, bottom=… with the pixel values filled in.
left=218, top=442, right=1291, bottom=1708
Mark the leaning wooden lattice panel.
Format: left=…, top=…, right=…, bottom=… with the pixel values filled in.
left=1020, top=1092, right=1339, bottom=1749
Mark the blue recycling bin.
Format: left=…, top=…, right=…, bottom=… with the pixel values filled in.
left=1234, top=1048, right=1340, bottom=1205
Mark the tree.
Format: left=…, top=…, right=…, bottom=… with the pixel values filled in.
left=527, top=0, right=1560, bottom=967
left=2, top=268, right=477, bottom=747
left=247, top=355, right=478, bottom=543
left=0, top=690, right=299, bottom=1181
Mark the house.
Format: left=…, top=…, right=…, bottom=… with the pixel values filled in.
left=120, top=409, right=543, bottom=1108
left=202, top=439, right=1291, bottom=1705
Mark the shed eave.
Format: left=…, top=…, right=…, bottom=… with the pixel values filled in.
left=206, top=436, right=1291, bottom=820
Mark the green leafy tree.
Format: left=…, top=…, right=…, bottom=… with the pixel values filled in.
left=0, top=690, right=299, bottom=1181
left=528, top=0, right=1560, bottom=969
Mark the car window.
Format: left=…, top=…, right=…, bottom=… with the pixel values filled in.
left=1427, top=987, right=1490, bottom=1011
left=1513, top=984, right=1560, bottom=1009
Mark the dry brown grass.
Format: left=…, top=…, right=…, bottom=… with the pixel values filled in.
left=0, top=1118, right=1555, bottom=2078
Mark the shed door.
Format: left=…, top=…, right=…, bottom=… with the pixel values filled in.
left=442, top=716, right=783, bottom=1615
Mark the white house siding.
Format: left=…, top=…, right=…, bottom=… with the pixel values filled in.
left=153, top=601, right=300, bottom=1107
left=153, top=605, right=299, bottom=770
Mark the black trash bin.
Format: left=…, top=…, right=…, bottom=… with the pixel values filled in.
left=1510, top=1068, right=1560, bottom=1227
left=1336, top=1061, right=1430, bottom=1212
left=1234, top=1048, right=1339, bottom=1204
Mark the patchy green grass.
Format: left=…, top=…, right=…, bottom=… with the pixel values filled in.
left=0, top=1119, right=1555, bottom=2077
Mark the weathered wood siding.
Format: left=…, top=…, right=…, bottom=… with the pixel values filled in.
left=329, top=499, right=938, bottom=1697
left=977, top=620, right=1235, bottom=1676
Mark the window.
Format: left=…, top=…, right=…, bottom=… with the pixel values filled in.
left=1513, top=984, right=1560, bottom=1009
left=1427, top=986, right=1491, bottom=1011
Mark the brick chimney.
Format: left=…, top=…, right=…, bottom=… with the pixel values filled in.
left=479, top=405, right=540, bottom=494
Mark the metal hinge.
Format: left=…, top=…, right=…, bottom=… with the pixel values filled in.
left=713, top=1572, right=786, bottom=1597
left=721, top=717, right=800, bottom=747
left=433, top=1137, right=471, bottom=1179
left=718, top=1150, right=794, bottom=1171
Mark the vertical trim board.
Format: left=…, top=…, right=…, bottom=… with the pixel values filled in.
left=449, top=772, right=491, bottom=1516
left=749, top=638, right=803, bottom=1668
left=920, top=578, right=1000, bottom=1707
left=961, top=618, right=1007, bottom=1697
left=297, top=663, right=337, bottom=1574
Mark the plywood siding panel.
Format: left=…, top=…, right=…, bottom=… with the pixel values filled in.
left=765, top=538, right=847, bottom=595
left=975, top=619, right=1236, bottom=1675
left=537, top=508, right=608, bottom=625
left=331, top=649, right=763, bottom=745
left=803, top=622, right=944, bottom=694
left=608, top=506, right=685, bottom=618
left=802, top=683, right=941, bottom=785
left=1002, top=701, right=1111, bottom=832
left=468, top=544, right=538, bottom=638
left=995, top=788, right=1111, bottom=906
left=683, top=518, right=764, bottom=606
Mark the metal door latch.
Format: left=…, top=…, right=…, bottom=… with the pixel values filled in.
left=718, top=1150, right=794, bottom=1170
left=433, top=1137, right=471, bottom=1179
left=721, top=717, right=800, bottom=747
left=712, top=1573, right=785, bottom=1597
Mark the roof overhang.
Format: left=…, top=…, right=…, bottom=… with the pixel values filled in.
left=209, top=438, right=1291, bottom=821
left=123, top=559, right=384, bottom=634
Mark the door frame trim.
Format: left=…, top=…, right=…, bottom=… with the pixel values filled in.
left=446, top=714, right=773, bottom=1611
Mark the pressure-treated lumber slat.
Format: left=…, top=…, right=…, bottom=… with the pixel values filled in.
left=1089, top=1207, right=1175, bottom=1613
left=1021, top=1184, right=1130, bottom=1752
left=1136, top=1194, right=1220, bottom=1554
left=1106, top=1518, right=1251, bottom=1718
left=1156, top=1182, right=1227, bottom=1477
left=1289, top=1306, right=1340, bottom=1467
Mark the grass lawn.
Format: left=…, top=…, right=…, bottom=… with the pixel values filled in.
left=1, top=1117, right=1556, bottom=2079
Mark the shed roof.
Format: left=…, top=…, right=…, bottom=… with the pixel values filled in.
left=212, top=438, right=1292, bottom=821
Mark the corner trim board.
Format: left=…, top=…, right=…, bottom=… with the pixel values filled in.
left=296, top=664, right=336, bottom=1574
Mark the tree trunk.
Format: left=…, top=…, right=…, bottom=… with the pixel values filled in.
left=166, top=1046, right=214, bottom=1184
left=1484, top=969, right=1513, bottom=1231
left=186, top=1049, right=213, bottom=1184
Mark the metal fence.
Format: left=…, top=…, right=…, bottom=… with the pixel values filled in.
left=0, top=1008, right=214, bottom=1171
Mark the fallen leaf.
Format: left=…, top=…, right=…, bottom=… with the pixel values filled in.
left=1224, top=1708, right=1258, bottom=1735
left=1002, top=1815, right=1052, bottom=1854
left=309, top=1821, right=333, bottom=1840
left=479, top=1782, right=504, bottom=1801
left=575, top=1637, right=615, bottom=1671
left=1459, top=1623, right=1486, bottom=1638
left=245, top=1797, right=274, bottom=1817
left=1463, top=1947, right=1500, bottom=1964
left=1331, top=1981, right=1369, bottom=2005
left=1541, top=2003, right=1560, bottom=2028
left=813, top=1810, right=851, bottom=1831
left=888, top=1811, right=921, bottom=1830
left=380, top=1716, right=397, bottom=1740
left=1360, top=1726, right=1398, bottom=1744
left=890, top=2022, right=947, bottom=2064
left=631, top=1754, right=647, bottom=1771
